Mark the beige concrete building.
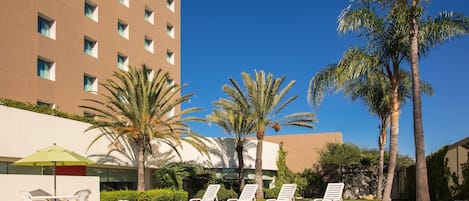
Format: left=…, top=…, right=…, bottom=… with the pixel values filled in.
left=446, top=136, right=469, bottom=184
left=262, top=132, right=343, bottom=173
left=0, top=0, right=180, bottom=115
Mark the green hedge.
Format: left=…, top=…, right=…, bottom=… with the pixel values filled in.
left=100, top=189, right=188, bottom=201
left=0, top=98, right=96, bottom=124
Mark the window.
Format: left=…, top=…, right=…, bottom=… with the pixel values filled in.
left=119, top=0, right=129, bottom=7
left=117, top=53, right=129, bottom=71
left=144, top=7, right=154, bottom=24
left=117, top=20, right=129, bottom=39
left=37, top=57, right=55, bottom=80
left=144, top=66, right=154, bottom=80
left=166, top=0, right=175, bottom=12
left=166, top=50, right=174, bottom=65
left=167, top=107, right=175, bottom=118
left=144, top=36, right=154, bottom=53
left=84, top=1, right=98, bottom=21
left=37, top=100, right=55, bottom=109
left=37, top=14, right=56, bottom=39
left=83, top=112, right=96, bottom=119
left=166, top=79, right=175, bottom=91
left=84, top=36, right=98, bottom=57
left=84, top=74, right=98, bottom=93
left=167, top=23, right=175, bottom=38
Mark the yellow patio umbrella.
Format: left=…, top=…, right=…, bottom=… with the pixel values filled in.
left=14, top=143, right=94, bottom=196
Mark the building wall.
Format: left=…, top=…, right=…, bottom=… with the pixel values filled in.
left=0, top=0, right=180, bottom=115
left=262, top=132, right=343, bottom=172
left=446, top=136, right=469, bottom=184
left=0, top=105, right=279, bottom=189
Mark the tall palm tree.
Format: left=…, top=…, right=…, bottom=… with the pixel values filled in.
left=343, top=70, right=433, bottom=199
left=406, top=1, right=468, bottom=200
left=222, top=70, right=317, bottom=199
left=80, top=66, right=208, bottom=192
left=207, top=105, right=256, bottom=192
left=311, top=2, right=467, bottom=200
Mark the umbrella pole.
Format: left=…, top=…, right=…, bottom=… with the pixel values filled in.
left=53, top=161, right=56, bottom=196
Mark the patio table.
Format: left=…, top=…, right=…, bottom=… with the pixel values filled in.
left=31, top=195, right=77, bottom=201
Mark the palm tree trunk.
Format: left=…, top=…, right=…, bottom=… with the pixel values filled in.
left=410, top=2, right=430, bottom=201
left=137, top=142, right=145, bottom=192
left=236, top=141, right=246, bottom=193
left=382, top=80, right=400, bottom=201
left=377, top=116, right=388, bottom=200
left=255, top=130, right=265, bottom=199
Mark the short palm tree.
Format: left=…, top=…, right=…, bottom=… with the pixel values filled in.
left=207, top=105, right=256, bottom=192
left=80, top=66, right=208, bottom=192
left=223, top=70, right=317, bottom=199
left=343, top=69, right=433, bottom=199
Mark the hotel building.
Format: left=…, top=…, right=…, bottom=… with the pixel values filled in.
left=0, top=0, right=180, bottom=115
left=0, top=1, right=344, bottom=197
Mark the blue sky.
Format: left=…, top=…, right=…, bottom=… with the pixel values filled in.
left=180, top=1, right=469, bottom=157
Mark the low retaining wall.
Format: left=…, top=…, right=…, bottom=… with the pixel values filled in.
left=0, top=174, right=99, bottom=201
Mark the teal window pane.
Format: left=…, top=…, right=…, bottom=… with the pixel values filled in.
left=37, top=58, right=51, bottom=79
left=144, top=10, right=151, bottom=19
left=84, top=3, right=94, bottom=18
left=0, top=162, right=7, bottom=174
left=145, top=68, right=152, bottom=77
left=84, top=76, right=94, bottom=91
left=117, top=23, right=125, bottom=36
left=37, top=16, right=50, bottom=36
left=84, top=39, right=94, bottom=55
left=117, top=55, right=126, bottom=69
left=37, top=101, right=52, bottom=108
left=144, top=38, right=151, bottom=49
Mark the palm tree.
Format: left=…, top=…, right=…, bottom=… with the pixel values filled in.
left=311, top=2, right=467, bottom=200
left=406, top=1, right=468, bottom=200
left=222, top=70, right=317, bottom=199
left=343, top=70, right=433, bottom=199
left=310, top=4, right=414, bottom=201
left=80, top=65, right=208, bottom=192
left=207, top=105, right=256, bottom=192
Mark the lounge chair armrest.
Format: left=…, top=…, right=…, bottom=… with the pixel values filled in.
left=226, top=199, right=239, bottom=201
left=189, top=198, right=202, bottom=201
left=312, top=199, right=322, bottom=201
left=266, top=199, right=277, bottom=201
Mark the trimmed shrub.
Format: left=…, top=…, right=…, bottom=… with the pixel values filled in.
left=264, top=188, right=280, bottom=199
left=101, top=190, right=138, bottom=201
left=0, top=98, right=96, bottom=124
left=100, top=189, right=187, bottom=201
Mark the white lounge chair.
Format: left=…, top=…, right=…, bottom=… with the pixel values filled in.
left=189, top=184, right=221, bottom=201
left=227, top=184, right=258, bottom=201
left=74, top=189, right=92, bottom=201
left=312, top=183, right=345, bottom=201
left=266, top=184, right=297, bottom=201
left=19, top=191, right=33, bottom=201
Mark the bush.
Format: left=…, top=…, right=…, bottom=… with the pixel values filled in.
left=264, top=188, right=280, bottom=199
left=100, top=189, right=188, bottom=201
left=101, top=190, right=138, bottom=201
left=193, top=185, right=237, bottom=201
left=0, top=98, right=96, bottom=124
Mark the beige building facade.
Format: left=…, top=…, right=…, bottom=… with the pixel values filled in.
left=0, top=0, right=180, bottom=115
left=262, top=132, right=343, bottom=173
left=446, top=136, right=469, bottom=184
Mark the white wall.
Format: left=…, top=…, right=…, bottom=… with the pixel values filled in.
left=0, top=174, right=99, bottom=201
left=158, top=137, right=279, bottom=170
left=0, top=105, right=279, bottom=171
left=0, top=105, right=129, bottom=166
